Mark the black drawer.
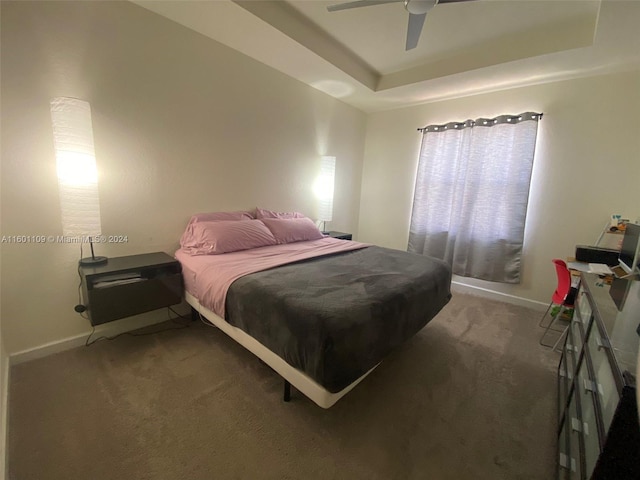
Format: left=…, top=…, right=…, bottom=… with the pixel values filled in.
left=80, top=252, right=183, bottom=326
left=87, top=274, right=182, bottom=325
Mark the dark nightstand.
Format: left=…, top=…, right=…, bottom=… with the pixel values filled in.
left=79, top=252, right=183, bottom=326
left=325, top=231, right=352, bottom=241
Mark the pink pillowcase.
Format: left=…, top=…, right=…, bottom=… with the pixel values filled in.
left=261, top=218, right=324, bottom=244
left=181, top=220, right=277, bottom=255
left=191, top=211, right=255, bottom=223
left=255, top=207, right=306, bottom=220
left=180, top=211, right=256, bottom=248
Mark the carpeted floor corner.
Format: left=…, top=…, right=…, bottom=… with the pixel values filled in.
left=8, top=293, right=558, bottom=480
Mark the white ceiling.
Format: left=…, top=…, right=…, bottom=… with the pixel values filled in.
left=133, top=0, right=640, bottom=113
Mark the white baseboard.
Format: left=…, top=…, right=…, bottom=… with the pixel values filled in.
left=9, top=284, right=544, bottom=365
left=451, top=280, right=548, bottom=312
left=10, top=331, right=108, bottom=365
left=10, top=286, right=545, bottom=366
left=9, top=307, right=190, bottom=366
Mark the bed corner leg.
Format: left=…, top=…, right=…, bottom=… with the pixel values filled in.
left=190, top=307, right=198, bottom=322
left=283, top=380, right=291, bottom=402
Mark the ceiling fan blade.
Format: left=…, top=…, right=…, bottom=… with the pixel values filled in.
left=406, top=12, right=426, bottom=50
left=327, top=0, right=401, bottom=13
left=437, top=0, right=477, bottom=4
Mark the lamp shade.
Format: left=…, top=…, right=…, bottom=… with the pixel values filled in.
left=315, top=155, right=336, bottom=223
left=50, top=97, right=102, bottom=238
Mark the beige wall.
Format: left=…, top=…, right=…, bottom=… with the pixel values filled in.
left=0, top=1, right=366, bottom=354
left=359, top=71, right=640, bottom=304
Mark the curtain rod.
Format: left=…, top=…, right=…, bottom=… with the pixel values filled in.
left=417, top=112, right=543, bottom=133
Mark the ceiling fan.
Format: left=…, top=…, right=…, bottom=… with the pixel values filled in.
left=326, top=0, right=476, bottom=51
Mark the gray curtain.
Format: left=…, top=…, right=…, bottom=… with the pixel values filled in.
left=408, top=112, right=541, bottom=283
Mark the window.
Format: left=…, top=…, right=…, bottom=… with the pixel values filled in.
left=408, top=112, right=541, bottom=283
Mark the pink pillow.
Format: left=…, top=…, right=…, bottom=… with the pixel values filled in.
left=180, top=211, right=256, bottom=248
left=261, top=218, right=324, bottom=244
left=191, top=211, right=255, bottom=223
left=255, top=207, right=306, bottom=220
left=181, top=220, right=277, bottom=255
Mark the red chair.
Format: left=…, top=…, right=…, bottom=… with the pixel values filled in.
left=539, top=259, right=576, bottom=350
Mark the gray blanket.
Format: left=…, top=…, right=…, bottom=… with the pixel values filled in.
left=225, top=246, right=452, bottom=393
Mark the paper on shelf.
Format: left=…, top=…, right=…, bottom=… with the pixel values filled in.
left=566, top=261, right=614, bottom=275
left=588, top=263, right=613, bottom=275
left=93, top=277, right=145, bottom=289
left=567, top=261, right=591, bottom=273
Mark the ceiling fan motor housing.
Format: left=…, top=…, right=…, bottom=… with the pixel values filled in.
left=404, top=0, right=438, bottom=15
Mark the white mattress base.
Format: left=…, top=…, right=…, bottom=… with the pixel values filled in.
left=185, top=291, right=377, bottom=409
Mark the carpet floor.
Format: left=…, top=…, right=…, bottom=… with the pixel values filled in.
left=8, top=292, right=559, bottom=480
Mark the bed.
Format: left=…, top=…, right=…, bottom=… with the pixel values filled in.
left=175, top=209, right=452, bottom=408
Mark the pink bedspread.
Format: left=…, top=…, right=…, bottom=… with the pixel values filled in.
left=175, top=237, right=369, bottom=318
